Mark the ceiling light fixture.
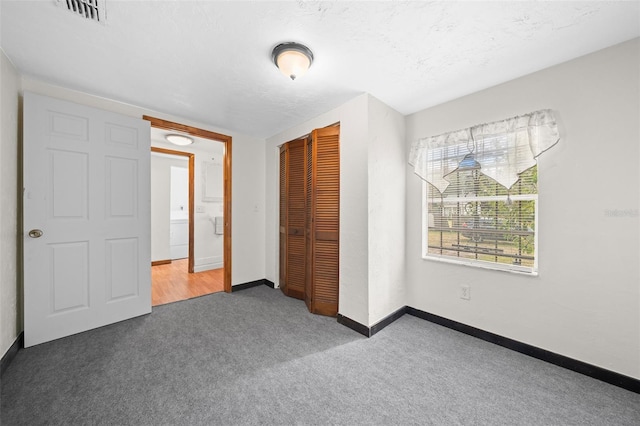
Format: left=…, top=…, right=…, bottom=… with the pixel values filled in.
left=166, top=134, right=194, bottom=146
left=272, top=42, right=314, bottom=80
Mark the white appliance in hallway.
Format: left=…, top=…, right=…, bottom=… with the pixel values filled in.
left=169, top=217, right=189, bottom=259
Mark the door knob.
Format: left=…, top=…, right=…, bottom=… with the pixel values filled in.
left=28, top=229, right=43, bottom=238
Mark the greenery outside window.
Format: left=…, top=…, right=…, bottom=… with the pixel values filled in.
left=423, top=152, right=537, bottom=273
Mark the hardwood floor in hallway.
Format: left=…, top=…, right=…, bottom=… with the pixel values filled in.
left=152, top=259, right=224, bottom=306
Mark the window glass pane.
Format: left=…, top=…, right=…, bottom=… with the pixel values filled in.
left=425, top=165, right=537, bottom=272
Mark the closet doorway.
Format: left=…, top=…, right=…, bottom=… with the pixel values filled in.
left=145, top=116, right=232, bottom=305
left=280, top=125, right=340, bottom=316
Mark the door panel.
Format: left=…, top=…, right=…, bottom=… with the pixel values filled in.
left=304, top=137, right=313, bottom=310
left=285, top=140, right=306, bottom=299
left=279, top=140, right=306, bottom=300
left=50, top=241, right=89, bottom=313
left=105, top=238, right=139, bottom=301
left=24, top=92, right=151, bottom=347
left=308, top=127, right=340, bottom=316
left=279, top=146, right=287, bottom=292
left=106, top=157, right=138, bottom=217
left=49, top=150, right=88, bottom=218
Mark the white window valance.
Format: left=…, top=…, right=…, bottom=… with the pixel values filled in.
left=408, top=109, right=560, bottom=193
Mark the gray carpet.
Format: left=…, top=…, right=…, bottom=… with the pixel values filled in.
left=1, top=285, right=639, bottom=425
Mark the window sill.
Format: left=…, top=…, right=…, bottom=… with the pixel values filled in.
left=422, top=254, right=538, bottom=276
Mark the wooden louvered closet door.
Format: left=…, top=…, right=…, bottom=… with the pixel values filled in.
left=304, top=136, right=313, bottom=311
left=280, top=126, right=339, bottom=317
left=279, top=140, right=306, bottom=299
left=306, top=126, right=340, bottom=316
left=279, top=146, right=286, bottom=292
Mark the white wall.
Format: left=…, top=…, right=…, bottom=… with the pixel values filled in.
left=367, top=96, right=406, bottom=325
left=265, top=93, right=407, bottom=327
left=19, top=78, right=266, bottom=287
left=405, top=39, right=640, bottom=378
left=0, top=49, right=21, bottom=357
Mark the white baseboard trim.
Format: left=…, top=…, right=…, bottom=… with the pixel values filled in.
left=193, top=262, right=223, bottom=273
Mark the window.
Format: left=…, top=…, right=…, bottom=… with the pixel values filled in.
left=409, top=109, right=560, bottom=275
left=423, top=151, right=537, bottom=273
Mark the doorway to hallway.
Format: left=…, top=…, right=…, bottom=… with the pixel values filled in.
left=150, top=145, right=224, bottom=306
left=145, top=116, right=233, bottom=303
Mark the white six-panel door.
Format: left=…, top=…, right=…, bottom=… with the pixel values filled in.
left=23, top=92, right=151, bottom=347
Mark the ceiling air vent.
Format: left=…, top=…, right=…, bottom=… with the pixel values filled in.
left=59, top=0, right=105, bottom=22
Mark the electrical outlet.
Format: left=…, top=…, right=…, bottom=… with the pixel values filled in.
left=196, top=205, right=205, bottom=213
left=460, top=285, right=471, bottom=300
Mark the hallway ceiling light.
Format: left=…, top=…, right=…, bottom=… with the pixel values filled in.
left=166, top=134, right=194, bottom=146
left=272, top=42, right=314, bottom=80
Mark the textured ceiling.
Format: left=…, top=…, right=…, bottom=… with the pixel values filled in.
left=1, top=1, right=638, bottom=138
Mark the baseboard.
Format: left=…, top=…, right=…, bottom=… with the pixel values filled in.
left=405, top=307, right=640, bottom=394
left=1, top=332, right=24, bottom=378
left=337, top=314, right=371, bottom=337
left=193, top=256, right=223, bottom=272
left=337, top=306, right=408, bottom=338
left=371, top=306, right=408, bottom=336
left=193, top=263, right=223, bottom=273
left=151, top=259, right=171, bottom=266
left=232, top=279, right=275, bottom=292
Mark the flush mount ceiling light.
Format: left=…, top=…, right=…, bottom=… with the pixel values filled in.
left=272, top=42, right=314, bottom=80
left=166, top=134, right=194, bottom=146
